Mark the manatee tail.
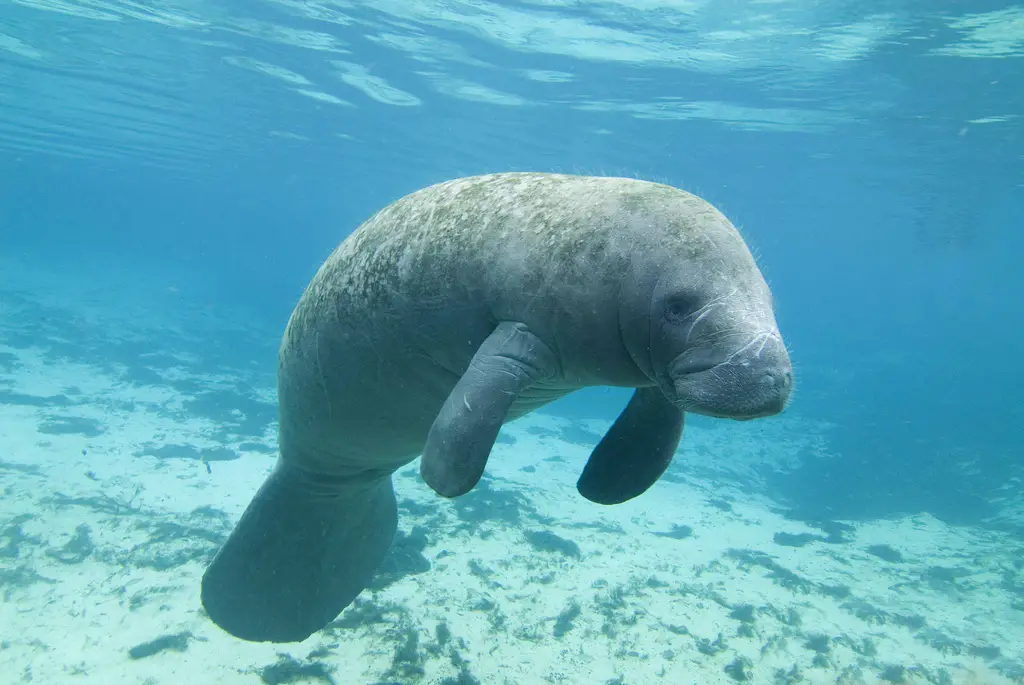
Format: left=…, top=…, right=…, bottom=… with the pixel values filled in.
left=200, top=461, right=397, bottom=643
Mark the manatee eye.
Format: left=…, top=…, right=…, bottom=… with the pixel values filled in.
left=664, top=295, right=697, bottom=324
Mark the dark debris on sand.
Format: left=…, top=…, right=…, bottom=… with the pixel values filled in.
left=127, top=631, right=198, bottom=660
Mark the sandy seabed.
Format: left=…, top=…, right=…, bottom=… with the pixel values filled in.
left=0, top=254, right=1021, bottom=685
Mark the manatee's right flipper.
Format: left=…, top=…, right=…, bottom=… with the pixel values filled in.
left=200, top=461, right=397, bottom=643
left=420, top=321, right=559, bottom=498
left=576, top=386, right=684, bottom=505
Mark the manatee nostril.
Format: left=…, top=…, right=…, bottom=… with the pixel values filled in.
left=761, top=370, right=792, bottom=394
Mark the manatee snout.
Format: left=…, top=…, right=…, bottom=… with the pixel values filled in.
left=670, top=332, right=792, bottom=419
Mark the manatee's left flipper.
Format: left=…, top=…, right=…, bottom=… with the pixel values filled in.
left=421, top=321, right=559, bottom=497
left=576, top=386, right=684, bottom=505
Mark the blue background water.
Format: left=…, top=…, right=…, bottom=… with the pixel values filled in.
left=1, top=1, right=1021, bottom=531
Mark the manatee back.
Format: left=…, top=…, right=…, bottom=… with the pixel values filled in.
left=312, top=172, right=734, bottom=319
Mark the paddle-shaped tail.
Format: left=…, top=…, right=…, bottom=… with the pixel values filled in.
left=201, top=460, right=397, bottom=643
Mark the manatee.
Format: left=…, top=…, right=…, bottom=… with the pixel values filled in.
left=200, top=172, right=793, bottom=643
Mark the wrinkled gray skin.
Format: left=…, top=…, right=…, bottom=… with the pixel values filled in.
left=200, top=172, right=793, bottom=644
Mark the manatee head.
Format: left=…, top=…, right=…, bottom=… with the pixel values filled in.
left=631, top=200, right=793, bottom=420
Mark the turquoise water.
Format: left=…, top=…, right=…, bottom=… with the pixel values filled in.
left=1, top=2, right=1022, bottom=684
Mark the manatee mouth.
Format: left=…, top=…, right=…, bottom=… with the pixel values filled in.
left=669, top=334, right=793, bottom=420
left=670, top=350, right=725, bottom=377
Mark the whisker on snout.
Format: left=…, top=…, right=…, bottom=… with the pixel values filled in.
left=723, top=330, right=773, bottom=364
